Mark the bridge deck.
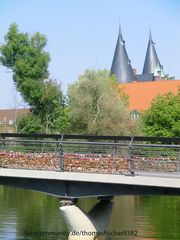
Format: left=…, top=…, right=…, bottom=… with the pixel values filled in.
left=1, top=168, right=180, bottom=189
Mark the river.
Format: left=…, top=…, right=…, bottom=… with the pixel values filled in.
left=0, top=186, right=180, bottom=240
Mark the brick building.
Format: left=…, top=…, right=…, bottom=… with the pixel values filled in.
left=119, top=80, right=180, bottom=120
left=0, top=108, right=29, bottom=132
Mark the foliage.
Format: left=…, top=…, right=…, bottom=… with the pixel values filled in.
left=68, top=69, right=139, bottom=135
left=16, top=113, right=45, bottom=133
left=141, top=90, right=180, bottom=137
left=0, top=23, right=49, bottom=97
left=0, top=23, right=70, bottom=133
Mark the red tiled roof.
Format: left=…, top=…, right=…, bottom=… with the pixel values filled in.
left=119, top=80, right=180, bottom=111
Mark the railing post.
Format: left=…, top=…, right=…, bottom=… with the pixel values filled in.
left=1, top=136, right=5, bottom=151
left=113, top=140, right=117, bottom=158
left=112, top=140, right=117, bottom=171
left=55, top=139, right=59, bottom=158
left=128, top=137, right=134, bottom=175
left=177, top=143, right=180, bottom=172
left=59, top=135, right=64, bottom=171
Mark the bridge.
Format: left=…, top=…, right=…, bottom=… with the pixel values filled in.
left=0, top=133, right=180, bottom=198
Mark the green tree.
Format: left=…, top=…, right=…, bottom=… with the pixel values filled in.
left=68, top=69, right=138, bottom=135
left=0, top=23, right=50, bottom=100
left=0, top=23, right=70, bottom=133
left=141, top=90, right=180, bottom=137
left=16, top=113, right=45, bottom=133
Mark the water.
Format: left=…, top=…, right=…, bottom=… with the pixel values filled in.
left=0, top=186, right=180, bottom=240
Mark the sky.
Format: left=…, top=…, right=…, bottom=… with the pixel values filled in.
left=0, top=0, right=180, bottom=109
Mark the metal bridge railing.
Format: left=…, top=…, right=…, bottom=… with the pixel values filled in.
left=0, top=133, right=180, bottom=175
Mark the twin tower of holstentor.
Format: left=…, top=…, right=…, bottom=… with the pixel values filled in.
left=111, top=25, right=165, bottom=83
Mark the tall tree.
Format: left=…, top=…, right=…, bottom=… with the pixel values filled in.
left=68, top=69, right=138, bottom=135
left=141, top=90, right=180, bottom=137
left=0, top=23, right=70, bottom=133
left=0, top=23, right=50, bottom=103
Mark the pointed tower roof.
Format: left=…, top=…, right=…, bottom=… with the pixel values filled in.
left=142, top=30, right=164, bottom=76
left=111, top=25, right=136, bottom=83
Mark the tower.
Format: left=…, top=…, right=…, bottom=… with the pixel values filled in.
left=142, top=30, right=164, bottom=79
left=111, top=25, right=136, bottom=83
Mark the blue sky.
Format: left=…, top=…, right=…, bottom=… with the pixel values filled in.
left=0, top=0, right=180, bottom=109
